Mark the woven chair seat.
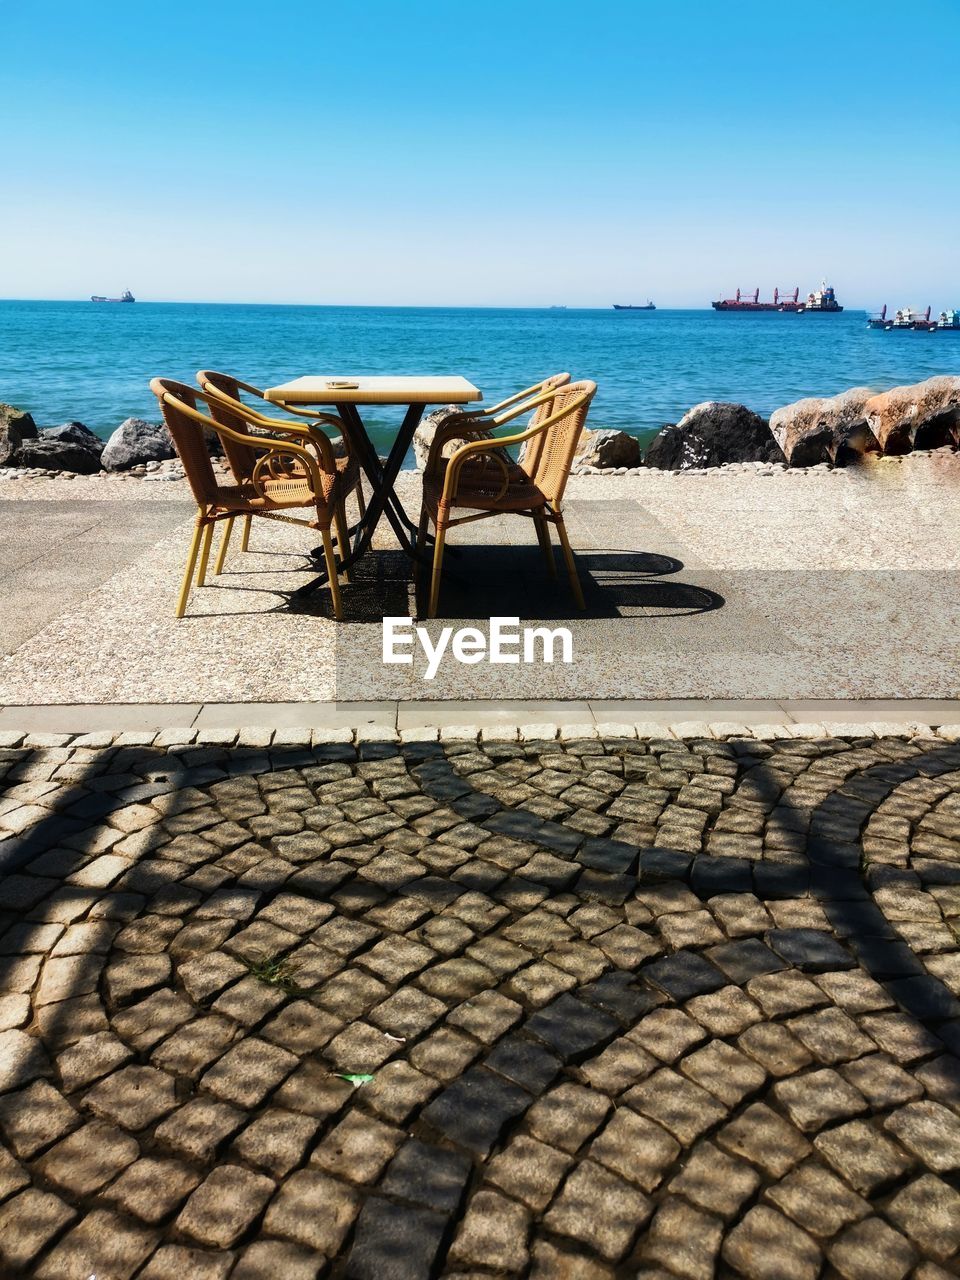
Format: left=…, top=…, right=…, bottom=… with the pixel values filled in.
left=271, top=450, right=357, bottom=492
left=423, top=464, right=545, bottom=516
left=214, top=475, right=330, bottom=512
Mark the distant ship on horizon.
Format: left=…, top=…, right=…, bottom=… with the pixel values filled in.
left=711, top=282, right=842, bottom=312
left=613, top=301, right=656, bottom=310
left=712, top=286, right=802, bottom=312
left=90, top=289, right=135, bottom=303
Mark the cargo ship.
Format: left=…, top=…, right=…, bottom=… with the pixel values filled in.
left=711, top=287, right=802, bottom=312
left=613, top=301, right=656, bottom=310
left=801, top=282, right=843, bottom=313
left=712, top=283, right=842, bottom=312
left=91, top=290, right=135, bottom=303
left=933, top=309, right=960, bottom=332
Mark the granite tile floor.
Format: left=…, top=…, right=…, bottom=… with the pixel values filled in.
left=1, top=728, right=960, bottom=1277
left=0, top=499, right=189, bottom=654
left=2, top=462, right=960, bottom=703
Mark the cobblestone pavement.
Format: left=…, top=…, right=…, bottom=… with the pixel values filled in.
left=2, top=727, right=960, bottom=1279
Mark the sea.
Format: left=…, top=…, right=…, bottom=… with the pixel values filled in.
left=1, top=300, right=957, bottom=465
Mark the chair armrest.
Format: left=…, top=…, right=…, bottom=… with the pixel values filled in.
left=229, top=403, right=348, bottom=440
left=256, top=409, right=346, bottom=432
left=274, top=402, right=347, bottom=426
left=231, top=376, right=268, bottom=399
left=160, top=392, right=329, bottom=495
left=251, top=409, right=353, bottom=464
left=220, top=427, right=327, bottom=495
left=267, top=422, right=338, bottom=472
left=199, top=380, right=347, bottom=442
left=439, top=423, right=549, bottom=507
left=486, top=374, right=570, bottom=415
left=433, top=387, right=564, bottom=499
left=422, top=412, right=500, bottom=480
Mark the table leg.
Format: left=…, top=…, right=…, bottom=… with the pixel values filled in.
left=341, top=401, right=424, bottom=554
left=294, top=401, right=428, bottom=599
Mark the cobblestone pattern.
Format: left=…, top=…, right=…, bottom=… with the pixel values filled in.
left=1, top=728, right=960, bottom=1278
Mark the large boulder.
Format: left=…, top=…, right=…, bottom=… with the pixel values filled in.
left=770, top=388, right=880, bottom=466
left=0, top=402, right=38, bottom=466
left=16, top=422, right=104, bottom=473
left=644, top=401, right=784, bottom=470
left=413, top=405, right=492, bottom=470
left=863, top=376, right=960, bottom=454
left=101, top=417, right=175, bottom=471
left=574, top=428, right=641, bottom=469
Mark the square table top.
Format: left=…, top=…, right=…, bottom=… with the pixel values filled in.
left=264, top=375, right=483, bottom=406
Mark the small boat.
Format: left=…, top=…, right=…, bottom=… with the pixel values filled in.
left=932, top=309, right=960, bottom=332
left=867, top=305, right=887, bottom=329
left=613, top=301, right=656, bottom=310
left=885, top=306, right=931, bottom=330
left=799, top=281, right=843, bottom=313
left=90, top=289, right=135, bottom=303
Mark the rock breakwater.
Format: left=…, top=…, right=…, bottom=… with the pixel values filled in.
left=2, top=374, right=958, bottom=483
left=575, top=375, right=960, bottom=475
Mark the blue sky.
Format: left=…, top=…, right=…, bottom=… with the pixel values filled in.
left=2, top=0, right=958, bottom=307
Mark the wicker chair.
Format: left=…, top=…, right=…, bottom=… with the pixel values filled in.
left=150, top=378, right=349, bottom=619
left=422, top=374, right=571, bottom=472
left=417, top=379, right=598, bottom=617
left=196, top=369, right=363, bottom=571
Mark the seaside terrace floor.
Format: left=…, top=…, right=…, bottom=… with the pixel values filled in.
left=0, top=456, right=959, bottom=708
left=2, top=726, right=960, bottom=1278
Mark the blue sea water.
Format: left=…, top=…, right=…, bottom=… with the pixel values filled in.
left=1, top=300, right=957, bottom=465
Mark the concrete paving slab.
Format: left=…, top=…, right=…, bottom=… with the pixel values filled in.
left=781, top=699, right=960, bottom=724
left=397, top=700, right=594, bottom=729
left=588, top=699, right=785, bottom=724
left=0, top=704, right=202, bottom=732
left=193, top=701, right=398, bottom=731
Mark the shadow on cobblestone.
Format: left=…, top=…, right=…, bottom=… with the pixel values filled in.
left=1, top=730, right=960, bottom=1277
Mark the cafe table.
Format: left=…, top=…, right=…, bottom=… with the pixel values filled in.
left=264, top=375, right=482, bottom=593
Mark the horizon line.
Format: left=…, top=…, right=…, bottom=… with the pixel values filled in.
left=1, top=297, right=881, bottom=311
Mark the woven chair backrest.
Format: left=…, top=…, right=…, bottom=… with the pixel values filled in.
left=525, top=380, right=597, bottom=504
left=197, top=371, right=262, bottom=482
left=515, top=373, right=573, bottom=477
left=150, top=378, right=221, bottom=506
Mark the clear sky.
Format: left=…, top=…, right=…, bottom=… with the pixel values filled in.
left=2, top=0, right=958, bottom=308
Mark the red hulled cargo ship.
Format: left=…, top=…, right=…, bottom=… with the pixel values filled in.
left=712, top=287, right=802, bottom=312
left=712, top=282, right=843, bottom=313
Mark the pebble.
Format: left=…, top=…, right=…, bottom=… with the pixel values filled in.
left=1, top=442, right=957, bottom=488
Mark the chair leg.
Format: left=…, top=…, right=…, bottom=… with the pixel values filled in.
left=175, top=514, right=205, bottom=619
left=196, top=521, right=215, bottom=586
left=356, top=483, right=366, bottom=521
left=553, top=510, right=585, bottom=610
left=413, top=508, right=430, bottom=589
left=213, top=516, right=234, bottom=576
left=321, top=527, right=344, bottom=620
left=334, top=501, right=351, bottom=584
left=533, top=510, right=557, bottom=578
left=427, top=518, right=447, bottom=619
left=240, top=514, right=252, bottom=552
